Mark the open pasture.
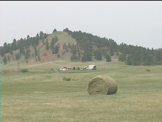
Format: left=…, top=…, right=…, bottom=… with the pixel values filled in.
left=1, top=60, right=162, bottom=122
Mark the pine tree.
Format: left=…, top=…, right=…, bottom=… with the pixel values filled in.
left=73, top=67, right=76, bottom=70
left=7, top=55, right=10, bottom=62
left=52, top=29, right=57, bottom=33
left=57, top=53, right=60, bottom=58
left=54, top=45, right=59, bottom=54
left=15, top=52, right=20, bottom=60
left=42, top=39, right=45, bottom=45
left=94, top=50, right=102, bottom=60
left=25, top=49, right=30, bottom=59
left=11, top=39, right=17, bottom=50
left=0, top=47, right=4, bottom=56
left=39, top=31, right=44, bottom=40
left=52, top=49, right=55, bottom=54
left=106, top=54, right=111, bottom=62
left=71, top=44, right=77, bottom=55
left=34, top=46, right=38, bottom=56
left=45, top=39, right=49, bottom=50
left=119, top=53, right=126, bottom=62
left=3, top=55, right=7, bottom=64
left=126, top=55, right=132, bottom=65
left=50, top=38, right=55, bottom=50
left=38, top=54, right=41, bottom=61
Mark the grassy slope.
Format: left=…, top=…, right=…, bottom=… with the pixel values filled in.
left=0, top=31, right=77, bottom=65
left=1, top=57, right=162, bottom=122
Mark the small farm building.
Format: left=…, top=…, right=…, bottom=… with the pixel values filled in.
left=60, top=67, right=71, bottom=71
left=87, top=65, right=96, bottom=70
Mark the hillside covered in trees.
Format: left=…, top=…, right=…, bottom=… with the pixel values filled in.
left=1, top=28, right=162, bottom=66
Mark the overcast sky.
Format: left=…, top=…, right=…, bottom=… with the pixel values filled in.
left=0, top=1, right=162, bottom=49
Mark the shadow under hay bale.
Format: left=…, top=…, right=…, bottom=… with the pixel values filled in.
left=87, top=75, right=117, bottom=95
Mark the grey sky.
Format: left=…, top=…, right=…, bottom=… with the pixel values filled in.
left=0, top=1, right=162, bottom=49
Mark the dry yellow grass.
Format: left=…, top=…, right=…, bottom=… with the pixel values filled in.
left=1, top=60, right=162, bottom=122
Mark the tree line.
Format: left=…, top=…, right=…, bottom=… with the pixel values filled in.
left=64, top=28, right=162, bottom=65
left=1, top=28, right=162, bottom=66
left=118, top=43, right=162, bottom=65
left=63, top=28, right=113, bottom=62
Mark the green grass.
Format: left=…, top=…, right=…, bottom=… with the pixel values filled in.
left=1, top=60, right=162, bottom=122
left=0, top=31, right=78, bottom=67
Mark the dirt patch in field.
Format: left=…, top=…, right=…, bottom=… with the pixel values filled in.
left=40, top=52, right=53, bottom=60
left=29, top=60, right=34, bottom=63
left=58, top=43, right=63, bottom=50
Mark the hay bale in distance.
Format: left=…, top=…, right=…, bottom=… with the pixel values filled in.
left=87, top=75, right=117, bottom=95
left=63, top=77, right=71, bottom=81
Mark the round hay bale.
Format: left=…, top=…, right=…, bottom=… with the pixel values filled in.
left=87, top=75, right=117, bottom=95
left=63, top=77, right=71, bottom=81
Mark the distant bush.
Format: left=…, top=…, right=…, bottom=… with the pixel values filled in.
left=21, top=68, right=28, bottom=72
left=73, top=67, right=75, bottom=70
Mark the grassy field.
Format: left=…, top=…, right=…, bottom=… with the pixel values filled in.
left=1, top=59, right=162, bottom=122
